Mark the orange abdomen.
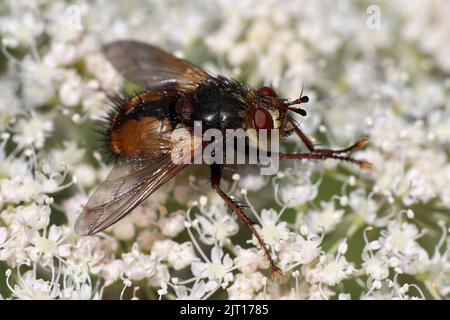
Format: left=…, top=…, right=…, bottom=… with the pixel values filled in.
left=108, top=90, right=179, bottom=158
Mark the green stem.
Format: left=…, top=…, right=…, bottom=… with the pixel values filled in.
left=329, top=214, right=363, bottom=254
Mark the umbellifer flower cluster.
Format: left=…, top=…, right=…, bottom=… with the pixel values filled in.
left=0, top=0, right=449, bottom=300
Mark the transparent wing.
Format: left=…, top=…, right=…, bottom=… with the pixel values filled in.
left=74, top=154, right=186, bottom=236
left=104, top=40, right=210, bottom=89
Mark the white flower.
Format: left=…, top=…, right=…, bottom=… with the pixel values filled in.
left=381, top=221, right=421, bottom=257
left=363, top=256, right=389, bottom=281
left=26, top=225, right=71, bottom=266
left=0, top=227, right=8, bottom=246
left=295, top=236, right=322, bottom=264
left=194, top=203, right=239, bottom=246
left=84, top=53, right=122, bottom=91
left=62, top=194, right=88, bottom=226
left=0, top=11, right=44, bottom=47
left=130, top=206, right=158, bottom=228
left=12, top=115, right=54, bottom=149
left=238, top=172, right=267, bottom=191
left=308, top=284, right=335, bottom=300
left=112, top=217, right=136, bottom=241
left=13, top=203, right=51, bottom=230
left=349, top=189, right=379, bottom=225
left=152, top=239, right=177, bottom=261
left=0, top=78, right=20, bottom=126
left=137, top=229, right=162, bottom=251
left=233, top=246, right=264, bottom=274
left=61, top=283, right=99, bottom=300
left=7, top=269, right=60, bottom=300
left=338, top=293, right=351, bottom=300
left=121, top=243, right=157, bottom=281
left=20, top=55, right=61, bottom=108
left=47, top=41, right=78, bottom=66
left=159, top=210, right=186, bottom=238
left=101, top=260, right=124, bottom=284
left=73, top=163, right=96, bottom=187
left=192, top=246, right=234, bottom=285
left=279, top=233, right=322, bottom=268
left=278, top=174, right=318, bottom=207
left=59, top=69, right=83, bottom=107
left=0, top=227, right=9, bottom=260
left=147, top=264, right=170, bottom=288
left=257, top=209, right=289, bottom=247
left=306, top=201, right=344, bottom=234
left=167, top=242, right=197, bottom=270
left=49, top=141, right=85, bottom=171
left=227, top=272, right=264, bottom=300
left=313, top=254, right=354, bottom=286
left=68, top=237, right=108, bottom=275
left=174, top=280, right=218, bottom=300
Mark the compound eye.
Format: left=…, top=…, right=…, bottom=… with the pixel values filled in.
left=256, top=86, right=277, bottom=97
left=254, top=107, right=274, bottom=130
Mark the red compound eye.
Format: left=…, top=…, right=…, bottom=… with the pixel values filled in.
left=254, top=107, right=274, bottom=130
left=256, top=86, right=277, bottom=97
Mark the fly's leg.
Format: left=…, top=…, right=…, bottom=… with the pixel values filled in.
left=209, top=164, right=284, bottom=279
left=279, top=152, right=372, bottom=168
left=291, top=121, right=369, bottom=155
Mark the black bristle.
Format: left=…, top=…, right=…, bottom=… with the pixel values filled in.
left=94, top=90, right=155, bottom=162
left=91, top=92, right=133, bottom=163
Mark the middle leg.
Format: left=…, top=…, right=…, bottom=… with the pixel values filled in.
left=209, top=164, right=284, bottom=279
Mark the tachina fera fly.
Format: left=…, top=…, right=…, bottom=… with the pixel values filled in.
left=75, top=40, right=372, bottom=278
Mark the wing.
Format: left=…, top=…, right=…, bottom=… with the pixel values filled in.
left=104, top=40, right=210, bottom=89
left=74, top=154, right=186, bottom=236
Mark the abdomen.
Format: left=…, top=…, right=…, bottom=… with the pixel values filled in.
left=108, top=90, right=179, bottom=158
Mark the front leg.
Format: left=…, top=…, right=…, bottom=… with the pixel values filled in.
left=209, top=164, right=284, bottom=279
left=291, top=119, right=369, bottom=155
left=278, top=152, right=372, bottom=168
